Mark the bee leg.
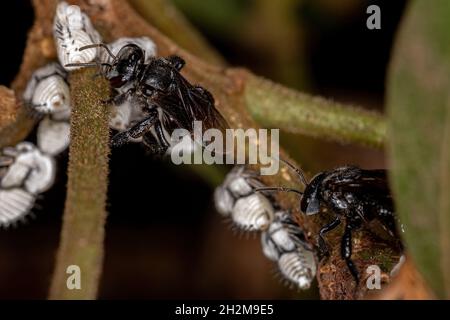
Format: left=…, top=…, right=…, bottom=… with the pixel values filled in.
left=153, top=121, right=171, bottom=151
left=111, top=110, right=158, bottom=147
left=102, top=88, right=134, bottom=106
left=142, top=133, right=167, bottom=155
left=341, top=223, right=359, bottom=284
left=318, top=216, right=341, bottom=257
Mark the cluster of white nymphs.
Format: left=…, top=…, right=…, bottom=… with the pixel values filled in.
left=53, top=2, right=157, bottom=133
left=1, top=2, right=159, bottom=227
left=23, top=63, right=72, bottom=156
left=0, top=2, right=97, bottom=227
left=1, top=60, right=74, bottom=227
left=1, top=61, right=74, bottom=227
left=214, top=166, right=317, bottom=290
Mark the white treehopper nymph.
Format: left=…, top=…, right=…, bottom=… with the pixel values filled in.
left=23, top=62, right=71, bottom=120
left=37, top=117, right=71, bottom=156
left=214, top=166, right=275, bottom=231
left=260, top=211, right=317, bottom=290
left=0, top=142, right=57, bottom=227
left=53, top=1, right=102, bottom=70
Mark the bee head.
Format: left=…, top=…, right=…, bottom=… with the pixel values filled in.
left=301, top=172, right=327, bottom=215
left=107, top=44, right=145, bottom=88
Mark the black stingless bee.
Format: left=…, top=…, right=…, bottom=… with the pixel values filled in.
left=67, top=42, right=227, bottom=154
left=257, top=162, right=403, bottom=284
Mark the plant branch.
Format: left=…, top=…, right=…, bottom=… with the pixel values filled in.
left=128, top=0, right=226, bottom=66
left=245, top=76, right=387, bottom=148
left=48, top=69, right=110, bottom=299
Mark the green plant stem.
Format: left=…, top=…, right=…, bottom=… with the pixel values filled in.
left=245, top=75, right=387, bottom=148
left=128, top=0, right=226, bottom=66
left=49, top=69, right=110, bottom=300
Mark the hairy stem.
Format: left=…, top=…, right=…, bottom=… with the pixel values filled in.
left=49, top=69, right=110, bottom=299
left=245, top=76, right=386, bottom=148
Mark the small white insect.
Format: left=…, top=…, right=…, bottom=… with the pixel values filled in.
left=0, top=188, right=36, bottom=227
left=261, top=211, right=317, bottom=290
left=53, top=1, right=101, bottom=70
left=23, top=63, right=71, bottom=120
left=232, top=194, right=274, bottom=231
left=0, top=142, right=56, bottom=227
left=37, top=117, right=71, bottom=156
left=214, top=166, right=274, bottom=231
left=0, top=142, right=56, bottom=195
left=277, top=250, right=317, bottom=290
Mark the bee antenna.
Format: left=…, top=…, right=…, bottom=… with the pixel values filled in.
left=255, top=187, right=303, bottom=196
left=79, top=43, right=116, bottom=60
left=64, top=62, right=113, bottom=74
left=275, top=157, right=309, bottom=187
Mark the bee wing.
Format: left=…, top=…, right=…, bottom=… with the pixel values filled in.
left=331, top=169, right=394, bottom=219
left=158, top=74, right=228, bottom=135
left=184, top=84, right=228, bottom=133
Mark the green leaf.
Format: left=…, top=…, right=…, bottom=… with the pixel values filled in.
left=387, top=0, right=450, bottom=298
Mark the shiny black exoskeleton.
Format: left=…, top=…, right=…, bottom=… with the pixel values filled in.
left=258, top=164, right=402, bottom=284
left=300, top=166, right=401, bottom=283
left=70, top=43, right=226, bottom=154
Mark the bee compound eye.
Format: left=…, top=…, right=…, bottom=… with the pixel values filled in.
left=305, top=198, right=320, bottom=215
